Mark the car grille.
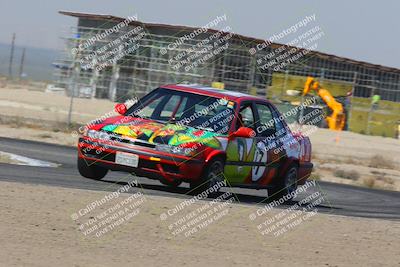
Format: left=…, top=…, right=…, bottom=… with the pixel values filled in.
left=101, top=131, right=156, bottom=149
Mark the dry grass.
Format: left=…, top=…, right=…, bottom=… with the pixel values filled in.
left=370, top=171, right=395, bottom=185
left=1, top=116, right=80, bottom=134
left=345, top=157, right=358, bottom=165
left=363, top=177, right=376, bottom=188
left=333, top=169, right=360, bottom=180
left=309, top=171, right=321, bottom=180
left=35, top=133, right=52, bottom=139
left=369, top=155, right=394, bottom=169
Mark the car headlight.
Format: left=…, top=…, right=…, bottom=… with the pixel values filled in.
left=155, top=144, right=193, bottom=156
left=86, top=129, right=97, bottom=138
left=98, top=131, right=110, bottom=140
left=86, top=130, right=110, bottom=141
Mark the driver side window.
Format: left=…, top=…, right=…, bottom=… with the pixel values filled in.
left=237, top=103, right=256, bottom=130
left=255, top=103, right=276, bottom=137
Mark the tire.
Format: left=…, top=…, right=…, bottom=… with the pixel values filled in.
left=190, top=158, right=224, bottom=195
left=159, top=177, right=182, bottom=188
left=77, top=157, right=108, bottom=180
left=268, top=165, right=298, bottom=202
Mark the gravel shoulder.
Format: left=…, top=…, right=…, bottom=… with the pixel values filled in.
left=0, top=181, right=399, bottom=267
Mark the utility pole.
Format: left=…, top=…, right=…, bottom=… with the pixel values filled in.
left=19, top=47, right=25, bottom=78
left=8, top=33, right=16, bottom=78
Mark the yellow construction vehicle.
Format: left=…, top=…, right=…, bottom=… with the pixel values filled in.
left=303, top=77, right=345, bottom=131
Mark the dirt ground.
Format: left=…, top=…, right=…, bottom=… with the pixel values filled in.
left=307, top=126, right=400, bottom=191
left=0, top=87, right=115, bottom=124
left=0, top=181, right=398, bottom=267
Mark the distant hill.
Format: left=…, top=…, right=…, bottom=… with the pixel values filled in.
left=0, top=43, right=60, bottom=81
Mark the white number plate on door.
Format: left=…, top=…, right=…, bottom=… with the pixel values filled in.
left=115, top=152, right=139, bottom=167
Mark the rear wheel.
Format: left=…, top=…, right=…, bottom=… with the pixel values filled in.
left=190, top=158, right=224, bottom=195
left=268, top=165, right=298, bottom=202
left=77, top=157, right=108, bottom=180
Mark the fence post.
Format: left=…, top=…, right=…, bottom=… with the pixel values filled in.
left=67, top=63, right=79, bottom=127
left=320, top=68, right=325, bottom=83
left=109, top=45, right=124, bottom=102
left=366, top=81, right=377, bottom=135
left=346, top=71, right=357, bottom=131
left=90, top=55, right=99, bottom=99
left=282, top=69, right=289, bottom=97
left=248, top=55, right=256, bottom=95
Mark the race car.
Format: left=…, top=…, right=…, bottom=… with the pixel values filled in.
left=77, top=84, right=313, bottom=199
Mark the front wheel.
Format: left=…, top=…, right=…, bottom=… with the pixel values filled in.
left=77, top=157, right=108, bottom=180
left=268, top=165, right=298, bottom=202
left=190, top=158, right=224, bottom=195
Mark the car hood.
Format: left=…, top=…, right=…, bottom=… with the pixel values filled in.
left=89, top=116, right=222, bottom=149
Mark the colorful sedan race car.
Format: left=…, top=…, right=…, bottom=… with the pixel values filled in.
left=77, top=84, right=313, bottom=200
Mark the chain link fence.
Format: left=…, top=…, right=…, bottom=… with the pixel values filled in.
left=22, top=15, right=400, bottom=139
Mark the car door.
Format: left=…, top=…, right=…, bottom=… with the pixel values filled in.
left=224, top=101, right=259, bottom=185
left=251, top=102, right=285, bottom=186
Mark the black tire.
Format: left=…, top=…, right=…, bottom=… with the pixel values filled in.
left=268, top=165, right=298, bottom=202
left=159, top=177, right=182, bottom=188
left=190, top=158, right=224, bottom=195
left=77, top=157, right=108, bottom=180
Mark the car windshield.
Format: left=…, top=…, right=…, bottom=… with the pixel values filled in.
left=126, top=88, right=236, bottom=135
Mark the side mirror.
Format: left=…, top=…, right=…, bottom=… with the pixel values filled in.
left=232, top=127, right=255, bottom=138
left=115, top=103, right=127, bottom=115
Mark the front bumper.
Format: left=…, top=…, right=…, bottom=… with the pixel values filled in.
left=78, top=137, right=204, bottom=182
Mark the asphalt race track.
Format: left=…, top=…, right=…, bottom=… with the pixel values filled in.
left=0, top=137, right=399, bottom=220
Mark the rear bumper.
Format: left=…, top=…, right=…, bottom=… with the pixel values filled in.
left=78, top=137, right=204, bottom=182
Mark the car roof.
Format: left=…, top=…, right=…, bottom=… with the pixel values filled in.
left=161, top=84, right=266, bottom=102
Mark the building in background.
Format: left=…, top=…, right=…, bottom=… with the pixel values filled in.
left=56, top=11, right=400, bottom=103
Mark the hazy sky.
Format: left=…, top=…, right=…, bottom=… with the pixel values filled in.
left=0, top=0, right=399, bottom=68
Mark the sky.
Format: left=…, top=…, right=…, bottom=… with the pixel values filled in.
left=0, top=0, right=399, bottom=69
